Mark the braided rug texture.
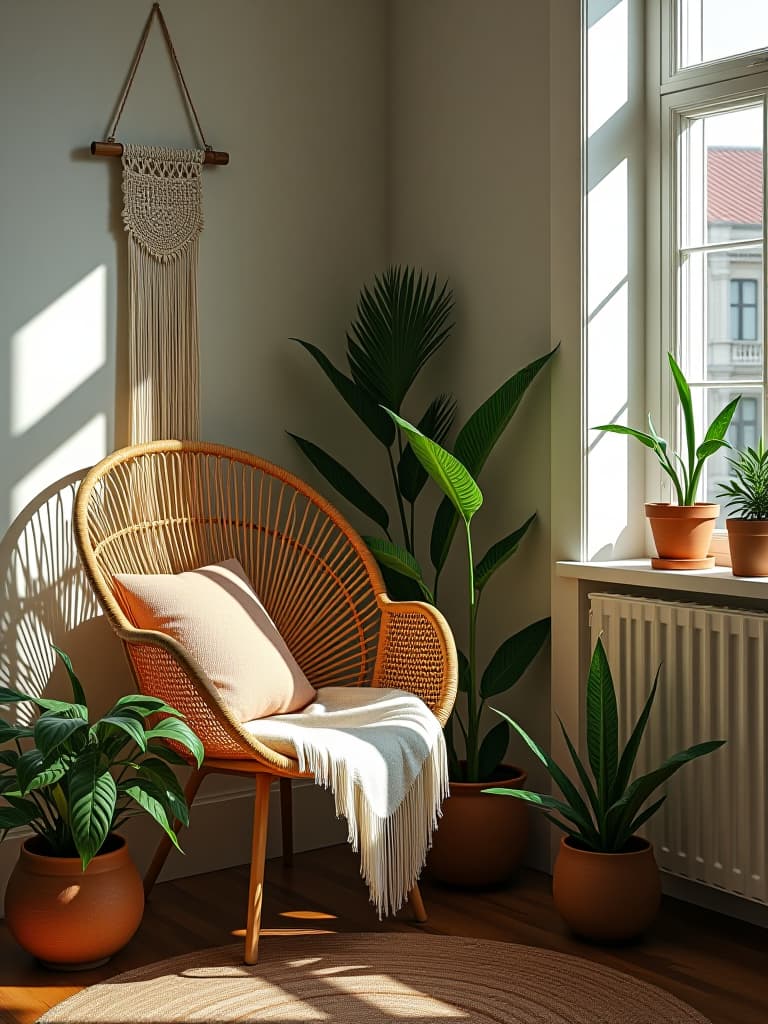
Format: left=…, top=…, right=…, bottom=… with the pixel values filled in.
left=38, top=932, right=711, bottom=1024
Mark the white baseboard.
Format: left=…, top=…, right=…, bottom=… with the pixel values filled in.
left=0, top=777, right=348, bottom=917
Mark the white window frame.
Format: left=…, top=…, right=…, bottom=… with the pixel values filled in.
left=648, top=3, right=768, bottom=534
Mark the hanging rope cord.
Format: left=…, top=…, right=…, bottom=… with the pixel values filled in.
left=107, top=2, right=211, bottom=152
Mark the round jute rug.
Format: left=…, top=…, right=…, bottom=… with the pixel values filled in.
left=38, top=933, right=711, bottom=1024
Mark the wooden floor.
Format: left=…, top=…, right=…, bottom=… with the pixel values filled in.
left=1, top=843, right=766, bottom=1024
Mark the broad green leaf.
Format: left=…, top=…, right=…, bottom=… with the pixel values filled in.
left=145, top=719, right=204, bottom=768
left=480, top=618, right=551, bottom=698
left=137, top=757, right=189, bottom=826
left=668, top=353, right=696, bottom=470
left=430, top=347, right=557, bottom=573
left=385, top=411, right=482, bottom=524
left=478, top=720, right=510, bottom=781
left=34, top=714, right=88, bottom=758
left=52, top=646, right=87, bottom=706
left=347, top=266, right=454, bottom=412
left=108, top=694, right=184, bottom=719
left=611, top=663, right=661, bottom=802
left=291, top=338, right=396, bottom=446
left=363, top=537, right=433, bottom=602
left=704, top=396, right=741, bottom=443
left=592, top=424, right=660, bottom=450
left=0, top=720, right=34, bottom=743
left=457, top=650, right=471, bottom=694
left=585, top=638, right=618, bottom=816
left=0, top=804, right=39, bottom=829
left=0, top=750, right=20, bottom=768
left=16, top=749, right=67, bottom=794
left=397, top=394, right=457, bottom=503
left=696, top=438, right=730, bottom=461
left=474, top=514, right=536, bottom=592
left=288, top=434, right=390, bottom=532
left=481, top=787, right=595, bottom=838
left=0, top=685, right=35, bottom=704
left=94, top=714, right=147, bottom=754
left=68, top=750, right=118, bottom=868
left=120, top=777, right=182, bottom=851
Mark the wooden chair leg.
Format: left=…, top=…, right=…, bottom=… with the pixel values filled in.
left=244, top=774, right=273, bottom=965
left=280, top=777, right=293, bottom=867
left=409, top=882, right=428, bottom=923
left=144, top=768, right=206, bottom=898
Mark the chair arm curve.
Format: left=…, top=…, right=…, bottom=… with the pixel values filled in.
left=372, top=595, right=458, bottom=727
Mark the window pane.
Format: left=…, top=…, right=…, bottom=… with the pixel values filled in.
left=681, top=105, right=763, bottom=248
left=680, top=248, right=763, bottom=380
left=680, top=0, right=768, bottom=69
left=696, top=387, right=764, bottom=519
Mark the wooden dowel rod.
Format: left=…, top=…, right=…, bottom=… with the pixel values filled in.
left=90, top=140, right=229, bottom=166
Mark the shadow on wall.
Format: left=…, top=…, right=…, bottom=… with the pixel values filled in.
left=0, top=469, right=133, bottom=719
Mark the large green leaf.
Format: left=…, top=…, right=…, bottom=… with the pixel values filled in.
left=478, top=720, right=510, bottom=781
left=0, top=804, right=39, bottom=829
left=120, top=778, right=182, bottom=850
left=291, top=338, right=395, bottom=446
left=479, top=618, right=551, bottom=698
left=346, top=266, right=454, bottom=412
left=668, top=352, right=696, bottom=471
left=0, top=685, right=35, bottom=704
left=481, top=786, right=595, bottom=840
left=592, top=423, right=660, bottom=450
left=94, top=714, right=147, bottom=755
left=34, top=714, right=88, bottom=759
left=556, top=714, right=599, bottom=821
left=398, top=394, right=457, bottom=503
left=108, top=694, right=184, bottom=719
left=386, top=411, right=482, bottom=524
left=288, top=434, right=390, bottom=532
left=585, top=638, right=618, bottom=817
left=0, top=720, right=34, bottom=743
left=363, top=537, right=433, bottom=602
left=144, top=719, right=204, bottom=768
left=69, top=750, right=117, bottom=868
left=704, top=396, right=741, bottom=444
left=15, top=749, right=67, bottom=794
left=430, top=347, right=557, bottom=573
left=610, top=663, right=661, bottom=802
left=52, top=646, right=87, bottom=706
left=474, top=514, right=536, bottom=592
left=137, top=758, right=190, bottom=827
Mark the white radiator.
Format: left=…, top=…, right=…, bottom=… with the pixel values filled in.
left=589, top=592, right=768, bottom=904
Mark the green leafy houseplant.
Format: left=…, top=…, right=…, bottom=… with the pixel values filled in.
left=719, top=440, right=768, bottom=519
left=0, top=648, right=203, bottom=868
left=595, top=352, right=740, bottom=506
left=289, top=266, right=556, bottom=783
left=385, top=411, right=550, bottom=785
left=484, top=637, right=724, bottom=853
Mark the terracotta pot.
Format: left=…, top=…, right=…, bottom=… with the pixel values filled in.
left=726, top=518, right=768, bottom=577
left=4, top=834, right=144, bottom=970
left=427, top=765, right=528, bottom=886
left=552, top=835, right=661, bottom=942
left=645, top=502, right=719, bottom=569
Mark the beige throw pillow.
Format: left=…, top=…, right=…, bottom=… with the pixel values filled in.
left=113, top=559, right=316, bottom=722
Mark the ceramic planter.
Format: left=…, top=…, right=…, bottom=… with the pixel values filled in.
left=726, top=518, right=768, bottom=577
left=427, top=765, right=528, bottom=886
left=552, top=835, right=661, bottom=942
left=4, top=834, right=144, bottom=970
left=645, top=502, right=719, bottom=569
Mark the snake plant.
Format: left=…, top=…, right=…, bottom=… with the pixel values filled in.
left=595, top=352, right=740, bottom=506
left=0, top=647, right=203, bottom=868
left=484, top=637, right=725, bottom=853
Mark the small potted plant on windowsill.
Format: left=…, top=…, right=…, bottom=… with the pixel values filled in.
left=0, top=647, right=203, bottom=970
left=595, top=353, right=741, bottom=569
left=719, top=439, right=768, bottom=576
left=484, top=637, right=724, bottom=943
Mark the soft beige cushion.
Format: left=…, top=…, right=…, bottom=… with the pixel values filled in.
left=113, top=559, right=316, bottom=722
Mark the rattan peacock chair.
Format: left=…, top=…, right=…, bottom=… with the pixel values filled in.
left=74, top=440, right=457, bottom=963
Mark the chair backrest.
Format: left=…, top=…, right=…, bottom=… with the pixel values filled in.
left=75, top=441, right=385, bottom=690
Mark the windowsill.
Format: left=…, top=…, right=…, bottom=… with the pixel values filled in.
left=556, top=559, right=768, bottom=601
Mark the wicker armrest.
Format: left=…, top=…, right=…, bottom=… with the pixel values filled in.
left=372, top=596, right=458, bottom=727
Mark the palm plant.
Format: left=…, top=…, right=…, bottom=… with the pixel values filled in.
left=719, top=440, right=768, bottom=519
left=595, top=352, right=740, bottom=505
left=0, top=647, right=203, bottom=868
left=484, top=638, right=724, bottom=853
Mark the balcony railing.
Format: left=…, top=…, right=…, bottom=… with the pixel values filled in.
left=708, top=340, right=763, bottom=369
left=732, top=341, right=763, bottom=365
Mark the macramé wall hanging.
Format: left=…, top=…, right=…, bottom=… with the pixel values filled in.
left=90, top=3, right=229, bottom=445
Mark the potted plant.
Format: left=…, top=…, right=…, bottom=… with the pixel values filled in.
left=384, top=410, right=550, bottom=886
left=289, top=266, right=556, bottom=885
left=719, top=440, right=768, bottom=577
left=595, top=352, right=741, bottom=569
left=484, top=637, right=724, bottom=942
left=0, top=647, right=203, bottom=969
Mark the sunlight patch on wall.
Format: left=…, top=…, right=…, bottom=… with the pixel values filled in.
left=587, top=159, right=628, bottom=315
left=11, top=266, right=107, bottom=436
left=587, top=0, right=628, bottom=138
left=10, top=415, right=107, bottom=523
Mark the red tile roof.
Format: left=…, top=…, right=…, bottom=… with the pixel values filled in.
left=708, top=147, right=763, bottom=225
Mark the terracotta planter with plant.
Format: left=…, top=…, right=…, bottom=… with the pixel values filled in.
left=289, top=271, right=555, bottom=888
left=596, top=353, right=740, bottom=569
left=485, top=638, right=724, bottom=942
left=719, top=440, right=768, bottom=577
left=1, top=648, right=203, bottom=969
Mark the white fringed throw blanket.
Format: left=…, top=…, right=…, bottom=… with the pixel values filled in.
left=122, top=144, right=204, bottom=443
left=244, top=686, right=449, bottom=917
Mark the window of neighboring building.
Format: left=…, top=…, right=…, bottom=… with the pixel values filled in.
left=730, top=279, right=758, bottom=341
